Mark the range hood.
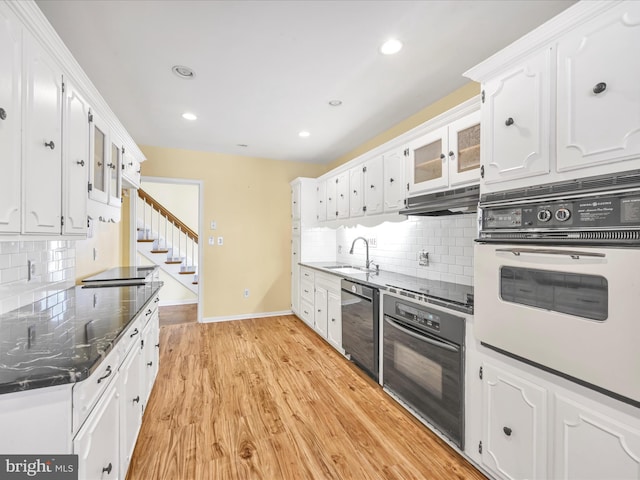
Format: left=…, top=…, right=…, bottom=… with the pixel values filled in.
left=399, top=184, right=480, bottom=216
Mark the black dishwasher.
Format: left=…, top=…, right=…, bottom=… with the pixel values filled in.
left=341, top=279, right=379, bottom=381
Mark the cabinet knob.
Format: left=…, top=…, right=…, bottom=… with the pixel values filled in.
left=448, top=151, right=454, bottom=158
left=155, top=343, right=160, bottom=348
left=593, top=82, right=607, bottom=94
left=389, top=178, right=394, bottom=183
left=107, top=163, right=115, bottom=170
left=102, top=463, right=112, bottom=475
left=505, top=117, right=514, bottom=126
left=331, top=318, right=335, bottom=322
left=44, top=140, right=55, bottom=150
left=353, top=190, right=357, bottom=195
left=147, top=361, right=153, bottom=367
left=440, top=153, right=445, bottom=160
left=370, top=184, right=375, bottom=189
left=503, top=426, right=512, bottom=436
left=76, top=160, right=85, bottom=167
left=133, top=395, right=140, bottom=404
left=0, top=107, right=6, bottom=120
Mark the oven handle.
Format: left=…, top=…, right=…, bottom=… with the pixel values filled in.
left=384, top=316, right=459, bottom=353
left=495, top=248, right=606, bottom=260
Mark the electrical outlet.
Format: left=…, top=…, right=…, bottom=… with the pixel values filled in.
left=208, top=236, right=215, bottom=246
left=210, top=220, right=217, bottom=230
left=419, top=250, right=429, bottom=266
left=243, top=288, right=250, bottom=298
left=217, top=236, right=224, bottom=246
left=368, top=237, right=377, bottom=248
left=27, top=260, right=36, bottom=281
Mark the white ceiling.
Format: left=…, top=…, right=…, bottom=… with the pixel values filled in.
left=37, top=0, right=574, bottom=164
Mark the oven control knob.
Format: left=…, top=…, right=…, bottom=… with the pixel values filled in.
left=555, top=208, right=571, bottom=222
left=537, top=209, right=552, bottom=222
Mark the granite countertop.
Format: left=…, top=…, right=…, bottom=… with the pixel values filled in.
left=81, top=265, right=159, bottom=286
left=0, top=282, right=163, bottom=395
left=300, top=262, right=474, bottom=314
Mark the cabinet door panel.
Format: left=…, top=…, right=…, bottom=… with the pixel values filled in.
left=291, top=182, right=301, bottom=221
left=74, top=383, right=120, bottom=480
left=336, top=171, right=349, bottom=219
left=383, top=148, right=405, bottom=212
left=142, top=311, right=159, bottom=408
left=349, top=167, right=364, bottom=217
left=557, top=3, right=640, bottom=172
left=482, top=48, right=552, bottom=186
left=554, top=394, right=640, bottom=480
left=89, top=111, right=109, bottom=204
left=326, top=177, right=337, bottom=219
left=408, top=126, right=448, bottom=194
left=449, top=110, right=481, bottom=187
left=364, top=156, right=383, bottom=215
left=119, top=346, right=143, bottom=479
left=314, top=287, right=328, bottom=338
left=327, top=291, right=342, bottom=350
left=482, top=362, right=548, bottom=480
left=23, top=36, right=63, bottom=234
left=316, top=181, right=326, bottom=222
left=62, top=81, right=89, bottom=235
left=108, top=140, right=122, bottom=206
left=0, top=6, right=21, bottom=233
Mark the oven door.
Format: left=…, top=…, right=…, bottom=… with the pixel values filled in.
left=383, top=315, right=464, bottom=448
left=475, top=243, right=640, bottom=405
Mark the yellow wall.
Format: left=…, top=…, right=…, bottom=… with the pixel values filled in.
left=326, top=82, right=480, bottom=171
left=76, top=219, right=123, bottom=282
left=139, top=146, right=325, bottom=319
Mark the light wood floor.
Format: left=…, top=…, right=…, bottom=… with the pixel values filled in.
left=126, top=315, right=486, bottom=480
left=159, top=303, right=198, bottom=326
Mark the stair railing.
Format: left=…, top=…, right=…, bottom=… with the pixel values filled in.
left=137, top=189, right=198, bottom=272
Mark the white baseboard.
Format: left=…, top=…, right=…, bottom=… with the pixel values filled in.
left=201, top=310, right=293, bottom=323
left=158, top=299, right=198, bottom=307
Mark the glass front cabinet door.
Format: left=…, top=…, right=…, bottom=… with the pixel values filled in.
left=407, top=110, right=481, bottom=194
left=89, top=110, right=109, bottom=203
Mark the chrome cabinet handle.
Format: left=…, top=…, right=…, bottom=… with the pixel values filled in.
left=44, top=140, right=55, bottom=150
left=97, top=365, right=112, bottom=384
left=0, top=107, right=6, bottom=120
left=76, top=160, right=85, bottom=166
left=495, top=248, right=606, bottom=259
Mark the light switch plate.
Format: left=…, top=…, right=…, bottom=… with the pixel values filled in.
left=210, top=220, right=217, bottom=230
left=208, top=236, right=215, bottom=246
left=217, top=236, right=224, bottom=246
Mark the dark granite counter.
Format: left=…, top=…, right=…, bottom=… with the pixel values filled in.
left=81, top=266, right=159, bottom=286
left=301, top=262, right=473, bottom=314
left=0, top=282, right=163, bottom=394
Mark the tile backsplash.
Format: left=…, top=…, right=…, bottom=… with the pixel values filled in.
left=0, top=241, right=76, bottom=315
left=335, top=214, right=477, bottom=285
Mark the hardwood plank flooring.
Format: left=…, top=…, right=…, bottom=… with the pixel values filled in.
left=159, top=303, right=197, bottom=326
left=127, top=315, right=486, bottom=480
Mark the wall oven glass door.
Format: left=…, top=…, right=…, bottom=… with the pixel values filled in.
left=475, top=243, right=640, bottom=406
left=383, top=316, right=464, bottom=448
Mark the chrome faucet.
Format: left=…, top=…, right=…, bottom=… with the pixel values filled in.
left=349, top=236, right=374, bottom=270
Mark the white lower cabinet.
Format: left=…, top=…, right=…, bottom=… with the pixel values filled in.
left=141, top=307, right=160, bottom=409
left=326, top=291, right=342, bottom=351
left=74, top=379, right=120, bottom=480
left=481, top=362, right=548, bottom=480
left=469, top=352, right=640, bottom=480
left=119, top=344, right=143, bottom=479
left=553, top=394, right=640, bottom=480
left=314, top=286, right=328, bottom=338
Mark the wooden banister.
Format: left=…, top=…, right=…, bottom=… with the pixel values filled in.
left=138, top=188, right=198, bottom=243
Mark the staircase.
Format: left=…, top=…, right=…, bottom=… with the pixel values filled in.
left=136, top=189, right=199, bottom=294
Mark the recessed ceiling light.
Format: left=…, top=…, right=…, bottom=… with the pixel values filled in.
left=182, top=112, right=197, bottom=121
left=172, top=65, right=196, bottom=79
left=328, top=100, right=342, bottom=107
left=298, top=131, right=310, bottom=138
left=380, top=38, right=403, bottom=55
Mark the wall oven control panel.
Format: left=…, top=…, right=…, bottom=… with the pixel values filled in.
left=480, top=190, right=640, bottom=244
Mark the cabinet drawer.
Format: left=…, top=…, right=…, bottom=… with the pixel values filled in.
left=72, top=349, right=121, bottom=435
left=300, top=267, right=315, bottom=282
left=119, top=316, right=143, bottom=358
left=300, top=279, right=314, bottom=304
left=298, top=300, right=314, bottom=327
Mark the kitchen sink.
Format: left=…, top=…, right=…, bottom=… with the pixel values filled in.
left=324, top=265, right=372, bottom=274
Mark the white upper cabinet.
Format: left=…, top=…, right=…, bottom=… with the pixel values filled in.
left=382, top=148, right=405, bottom=212
left=363, top=155, right=384, bottom=215
left=349, top=166, right=364, bottom=217
left=316, top=180, right=326, bottom=222
left=108, top=137, right=123, bottom=207
left=326, top=176, right=337, bottom=219
left=88, top=110, right=109, bottom=205
left=407, top=110, right=481, bottom=195
left=480, top=49, right=552, bottom=187
left=0, top=4, right=21, bottom=234
left=23, top=34, right=63, bottom=234
left=335, top=171, right=349, bottom=219
left=466, top=1, right=640, bottom=196
left=556, top=2, right=640, bottom=172
left=291, top=181, right=301, bottom=221
left=62, top=79, right=89, bottom=235
left=121, top=149, right=140, bottom=189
